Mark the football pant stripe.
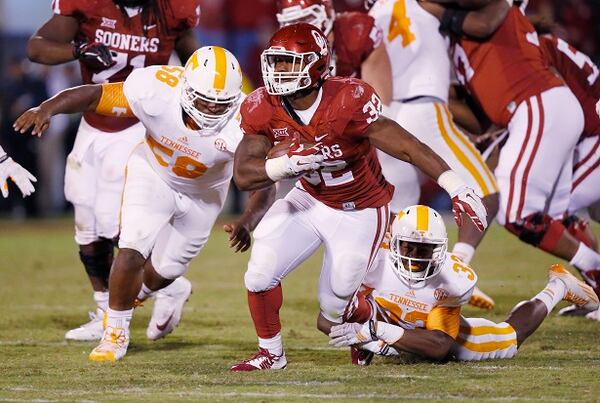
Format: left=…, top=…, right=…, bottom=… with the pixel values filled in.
left=434, top=103, right=491, bottom=196
left=456, top=337, right=517, bottom=353
left=459, top=323, right=516, bottom=336
left=442, top=104, right=498, bottom=193
left=213, top=46, right=227, bottom=91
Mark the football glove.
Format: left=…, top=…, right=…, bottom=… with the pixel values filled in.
left=329, top=320, right=405, bottom=347
left=0, top=156, right=37, bottom=198
left=73, top=41, right=116, bottom=70
left=437, top=170, right=488, bottom=232
left=265, top=142, right=324, bottom=182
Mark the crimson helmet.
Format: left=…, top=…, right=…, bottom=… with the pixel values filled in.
left=364, top=0, right=377, bottom=10
left=261, top=23, right=331, bottom=96
left=276, top=0, right=335, bottom=36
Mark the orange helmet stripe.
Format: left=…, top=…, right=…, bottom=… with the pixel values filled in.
left=416, top=205, right=429, bottom=232
left=213, top=46, right=227, bottom=91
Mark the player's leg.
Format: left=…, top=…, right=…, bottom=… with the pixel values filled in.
left=408, top=100, right=499, bottom=309
left=497, top=88, right=600, bottom=299
left=315, top=204, right=389, bottom=334
left=230, top=188, right=322, bottom=371
left=141, top=195, right=222, bottom=341
left=89, top=149, right=176, bottom=362
left=63, top=121, right=110, bottom=341
left=569, top=135, right=600, bottom=220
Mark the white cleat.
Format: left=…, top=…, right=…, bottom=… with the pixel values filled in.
left=88, top=326, right=129, bottom=362
left=230, top=348, right=287, bottom=371
left=585, top=308, right=600, bottom=322
left=549, top=264, right=600, bottom=311
left=146, top=277, right=192, bottom=341
left=65, top=308, right=105, bottom=341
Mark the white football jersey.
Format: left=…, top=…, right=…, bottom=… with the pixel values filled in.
left=369, top=0, right=450, bottom=102
left=364, top=252, right=477, bottom=330
left=122, top=65, right=243, bottom=203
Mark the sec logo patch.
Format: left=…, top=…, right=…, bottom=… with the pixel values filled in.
left=214, top=138, right=227, bottom=151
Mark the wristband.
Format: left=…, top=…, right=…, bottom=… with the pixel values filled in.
left=264, top=156, right=288, bottom=182
left=437, top=170, right=465, bottom=196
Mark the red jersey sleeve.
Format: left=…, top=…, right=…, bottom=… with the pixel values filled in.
left=239, top=88, right=274, bottom=141
left=52, top=0, right=82, bottom=17
left=338, top=79, right=382, bottom=138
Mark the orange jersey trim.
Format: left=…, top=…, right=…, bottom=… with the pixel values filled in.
left=426, top=306, right=461, bottom=338
left=96, top=83, right=134, bottom=118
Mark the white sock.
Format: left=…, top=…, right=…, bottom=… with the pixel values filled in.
left=533, top=279, right=567, bottom=315
left=93, top=291, right=109, bottom=312
left=137, top=283, right=155, bottom=301
left=452, top=242, right=476, bottom=265
left=106, top=308, right=133, bottom=330
left=258, top=332, right=283, bottom=356
left=569, top=243, right=600, bottom=272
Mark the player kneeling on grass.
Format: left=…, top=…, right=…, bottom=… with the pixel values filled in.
left=14, top=46, right=275, bottom=362
left=329, top=205, right=599, bottom=364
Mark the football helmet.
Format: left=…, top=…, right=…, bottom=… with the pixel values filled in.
left=364, top=0, right=378, bottom=11
left=261, top=23, right=331, bottom=96
left=276, top=0, right=335, bottom=36
left=390, top=205, right=448, bottom=284
left=181, top=46, right=242, bottom=131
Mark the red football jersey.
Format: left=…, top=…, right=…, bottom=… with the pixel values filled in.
left=52, top=0, right=200, bottom=132
left=539, top=34, right=600, bottom=137
left=452, top=7, right=562, bottom=127
left=240, top=77, right=394, bottom=210
left=333, top=12, right=382, bottom=78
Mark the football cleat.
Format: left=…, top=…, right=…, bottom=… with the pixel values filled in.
left=549, top=264, right=599, bottom=311
left=65, top=308, right=105, bottom=341
left=88, top=326, right=129, bottom=362
left=468, top=286, right=495, bottom=310
left=557, top=304, right=592, bottom=317
left=580, top=269, right=600, bottom=298
left=351, top=346, right=374, bottom=366
left=146, top=277, right=192, bottom=341
left=229, top=348, right=287, bottom=371
left=585, top=308, right=600, bottom=322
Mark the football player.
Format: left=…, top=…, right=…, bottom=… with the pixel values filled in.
left=26, top=0, right=201, bottom=341
left=229, top=23, right=488, bottom=371
left=0, top=145, right=36, bottom=198
left=420, top=1, right=600, bottom=307
left=364, top=0, right=499, bottom=310
left=15, top=46, right=274, bottom=362
left=328, top=205, right=599, bottom=364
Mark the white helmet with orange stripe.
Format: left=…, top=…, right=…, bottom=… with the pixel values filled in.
left=181, top=46, right=243, bottom=131
left=390, top=205, right=448, bottom=284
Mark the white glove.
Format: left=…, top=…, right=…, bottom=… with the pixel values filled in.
left=0, top=156, right=37, bottom=198
left=329, top=320, right=405, bottom=347
left=438, top=170, right=488, bottom=232
left=265, top=153, right=324, bottom=182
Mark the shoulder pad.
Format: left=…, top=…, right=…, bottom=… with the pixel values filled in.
left=123, top=66, right=177, bottom=117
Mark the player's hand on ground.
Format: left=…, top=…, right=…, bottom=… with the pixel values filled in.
left=223, top=221, right=252, bottom=253
left=0, top=157, right=37, bottom=198
left=13, top=107, right=52, bottom=136
left=73, top=41, right=116, bottom=70
left=329, top=321, right=377, bottom=347
left=451, top=186, right=488, bottom=232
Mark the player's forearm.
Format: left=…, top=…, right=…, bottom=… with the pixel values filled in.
left=175, top=29, right=200, bottom=65
left=27, top=37, right=75, bottom=65
left=462, top=0, right=510, bottom=38
left=390, top=328, right=454, bottom=361
left=40, top=85, right=102, bottom=116
left=361, top=46, right=393, bottom=106
left=233, top=158, right=274, bottom=191
left=448, top=96, right=484, bottom=134
left=238, top=186, right=276, bottom=231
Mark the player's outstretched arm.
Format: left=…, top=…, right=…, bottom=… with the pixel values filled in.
left=368, top=116, right=488, bottom=231
left=223, top=185, right=276, bottom=253
left=27, top=15, right=79, bottom=65
left=13, top=85, right=102, bottom=136
left=0, top=145, right=37, bottom=198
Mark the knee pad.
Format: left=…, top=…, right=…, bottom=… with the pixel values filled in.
left=79, top=238, right=114, bottom=280
left=505, top=213, right=566, bottom=253
left=244, top=270, right=278, bottom=293
left=562, top=215, right=598, bottom=251
left=244, top=244, right=279, bottom=292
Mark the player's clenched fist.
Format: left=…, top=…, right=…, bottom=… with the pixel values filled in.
left=265, top=141, right=324, bottom=182
left=73, top=41, right=116, bottom=70
left=0, top=155, right=37, bottom=198
left=329, top=320, right=405, bottom=347
left=13, top=107, right=52, bottom=137
left=437, top=170, right=488, bottom=232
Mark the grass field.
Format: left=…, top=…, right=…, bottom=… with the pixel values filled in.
left=1, top=217, right=600, bottom=402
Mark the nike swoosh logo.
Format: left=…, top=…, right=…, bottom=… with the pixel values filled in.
left=315, top=133, right=328, bottom=142
left=144, top=24, right=157, bottom=30
left=156, top=313, right=174, bottom=331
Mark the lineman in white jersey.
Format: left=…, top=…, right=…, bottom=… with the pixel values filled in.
left=328, top=205, right=599, bottom=364
left=364, top=0, right=499, bottom=309
left=14, top=46, right=275, bottom=362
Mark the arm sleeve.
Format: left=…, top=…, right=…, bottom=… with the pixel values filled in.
left=426, top=306, right=461, bottom=338
left=95, top=82, right=135, bottom=118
